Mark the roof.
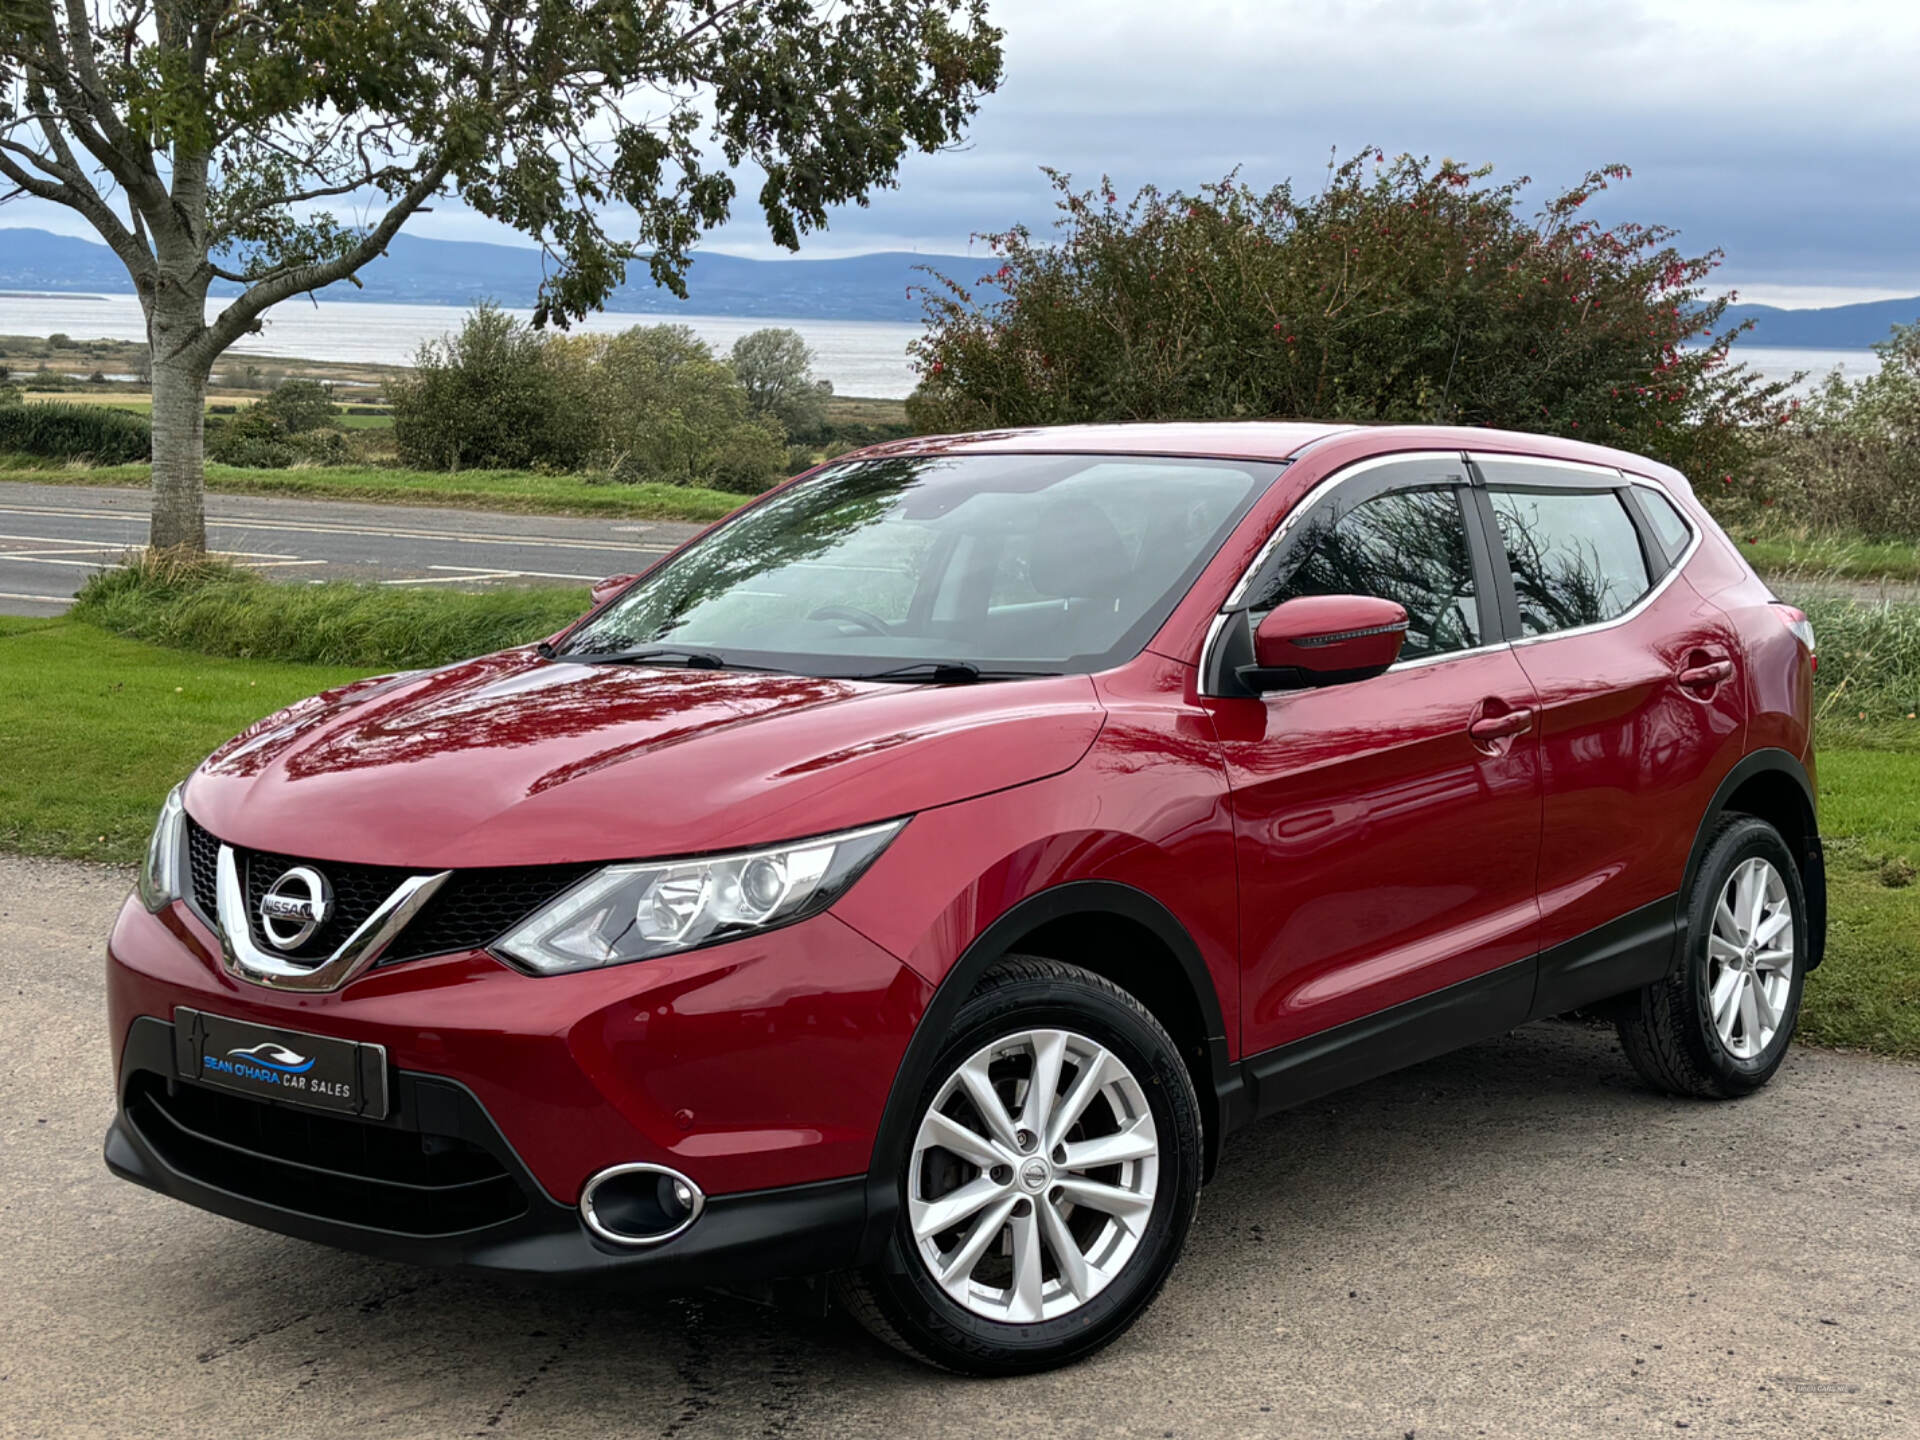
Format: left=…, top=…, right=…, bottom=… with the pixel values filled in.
left=854, top=420, right=1687, bottom=488
left=865, top=422, right=1352, bottom=463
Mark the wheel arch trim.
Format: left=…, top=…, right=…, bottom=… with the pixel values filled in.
left=856, top=880, right=1235, bottom=1262
left=1684, top=748, right=1825, bottom=969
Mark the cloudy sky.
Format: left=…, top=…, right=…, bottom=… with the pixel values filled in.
left=10, top=0, right=1918, bottom=306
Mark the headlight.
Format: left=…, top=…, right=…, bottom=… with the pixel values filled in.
left=495, top=820, right=906, bottom=975
left=138, top=784, right=188, bottom=913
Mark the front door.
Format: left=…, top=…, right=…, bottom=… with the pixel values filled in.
left=1201, top=456, right=1545, bottom=1064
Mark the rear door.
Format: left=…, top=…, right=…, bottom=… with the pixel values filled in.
left=1469, top=456, right=1747, bottom=1012
left=1202, top=455, right=1545, bottom=1063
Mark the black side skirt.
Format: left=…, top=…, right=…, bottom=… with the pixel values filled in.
left=1231, top=895, right=1679, bottom=1128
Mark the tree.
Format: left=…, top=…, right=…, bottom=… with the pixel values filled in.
left=550, top=322, right=781, bottom=486
left=389, top=304, right=589, bottom=472
left=731, top=326, right=830, bottom=434
left=0, top=2, right=1003, bottom=551
left=911, top=156, right=1794, bottom=482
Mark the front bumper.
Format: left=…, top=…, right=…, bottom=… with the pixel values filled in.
left=105, top=892, right=930, bottom=1282
left=107, top=1018, right=866, bottom=1284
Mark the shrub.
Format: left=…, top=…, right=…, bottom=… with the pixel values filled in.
left=0, top=400, right=151, bottom=463
left=206, top=389, right=352, bottom=468
left=389, top=304, right=590, bottom=472
left=731, top=328, right=831, bottom=435
left=72, top=554, right=588, bottom=668
left=1736, top=323, right=1920, bottom=539
left=708, top=418, right=790, bottom=493
left=255, top=378, right=338, bottom=434
left=549, top=323, right=782, bottom=489
left=912, top=157, right=1794, bottom=483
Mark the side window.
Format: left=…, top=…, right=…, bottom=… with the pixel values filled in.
left=1633, top=485, right=1694, bottom=563
left=1256, top=486, right=1482, bottom=661
left=1490, top=488, right=1652, bottom=637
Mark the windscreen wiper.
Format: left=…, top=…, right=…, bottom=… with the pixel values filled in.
left=566, top=646, right=767, bottom=671
left=845, top=660, right=1055, bottom=684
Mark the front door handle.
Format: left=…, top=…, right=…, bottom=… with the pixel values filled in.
left=1678, top=658, right=1735, bottom=689
left=1467, top=707, right=1534, bottom=744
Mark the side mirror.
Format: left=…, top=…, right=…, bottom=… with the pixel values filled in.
left=590, top=573, right=640, bottom=609
left=1241, top=595, right=1409, bottom=692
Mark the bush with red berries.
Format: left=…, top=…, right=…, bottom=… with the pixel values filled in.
left=908, top=154, right=1793, bottom=487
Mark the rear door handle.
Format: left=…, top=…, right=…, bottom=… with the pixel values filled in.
left=1468, top=708, right=1534, bottom=743
left=1678, top=659, right=1734, bottom=688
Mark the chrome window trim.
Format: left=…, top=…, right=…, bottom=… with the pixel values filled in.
left=1629, top=479, right=1698, bottom=558
left=214, top=843, right=452, bottom=992
left=1486, top=471, right=1702, bottom=651
left=1203, top=457, right=1703, bottom=693
left=1221, top=451, right=1469, bottom=612
left=1207, top=450, right=1483, bottom=694
left=1464, top=452, right=1626, bottom=483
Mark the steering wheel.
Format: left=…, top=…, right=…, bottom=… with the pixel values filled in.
left=808, top=604, right=892, bottom=636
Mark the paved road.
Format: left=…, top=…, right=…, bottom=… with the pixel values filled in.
left=0, top=481, right=709, bottom=616
left=4, top=856, right=1916, bottom=1439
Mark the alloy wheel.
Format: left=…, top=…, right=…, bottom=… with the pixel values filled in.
left=1706, top=856, right=1796, bottom=1060
left=907, top=1028, right=1161, bottom=1324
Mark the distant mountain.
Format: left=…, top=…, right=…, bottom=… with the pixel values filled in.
left=0, top=227, right=1001, bottom=323
left=1720, top=295, right=1920, bottom=349
left=3, top=226, right=1914, bottom=343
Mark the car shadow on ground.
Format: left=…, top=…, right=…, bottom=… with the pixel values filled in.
left=145, top=1020, right=1683, bottom=1412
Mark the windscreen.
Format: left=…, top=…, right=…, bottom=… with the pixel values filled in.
left=560, top=452, right=1279, bottom=676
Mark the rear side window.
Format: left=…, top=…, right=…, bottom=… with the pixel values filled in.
left=1258, top=486, right=1482, bottom=661
left=1633, top=485, right=1694, bottom=562
left=1490, top=489, right=1652, bottom=637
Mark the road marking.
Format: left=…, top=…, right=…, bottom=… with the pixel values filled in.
left=0, top=502, right=681, bottom=554
left=381, top=569, right=519, bottom=586
left=0, top=591, right=72, bottom=605
left=427, top=563, right=601, bottom=581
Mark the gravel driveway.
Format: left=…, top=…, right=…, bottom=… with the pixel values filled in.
left=3, top=853, right=1914, bottom=1440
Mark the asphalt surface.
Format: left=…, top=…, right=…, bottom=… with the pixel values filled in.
left=4, top=852, right=1916, bottom=1440
left=0, top=481, right=709, bottom=616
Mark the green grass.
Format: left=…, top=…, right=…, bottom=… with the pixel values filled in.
left=71, top=556, right=587, bottom=667
left=1802, top=745, right=1920, bottom=1055
left=0, top=456, right=746, bottom=523
left=3, top=608, right=1916, bottom=1058
left=1738, top=532, right=1920, bottom=584
left=0, top=616, right=371, bottom=862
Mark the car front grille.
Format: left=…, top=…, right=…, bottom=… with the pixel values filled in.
left=184, top=816, right=592, bottom=966
left=124, top=1071, right=530, bottom=1235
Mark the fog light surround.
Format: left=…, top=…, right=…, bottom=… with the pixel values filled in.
left=579, top=1162, right=706, bottom=1247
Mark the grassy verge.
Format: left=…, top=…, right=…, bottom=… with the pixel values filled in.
left=71, top=556, right=585, bottom=667
left=1801, top=745, right=1920, bottom=1055
left=0, top=616, right=371, bottom=862
left=0, top=456, right=746, bottom=523
left=1738, top=532, right=1920, bottom=584
left=1, top=606, right=1914, bottom=1057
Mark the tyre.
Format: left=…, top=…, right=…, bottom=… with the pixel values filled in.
left=1617, top=815, right=1808, bottom=1098
left=838, top=957, right=1203, bottom=1375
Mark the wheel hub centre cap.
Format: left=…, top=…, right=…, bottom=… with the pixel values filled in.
left=1018, top=1157, right=1051, bottom=1192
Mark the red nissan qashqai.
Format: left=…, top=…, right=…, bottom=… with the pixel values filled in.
left=107, top=423, right=1824, bottom=1374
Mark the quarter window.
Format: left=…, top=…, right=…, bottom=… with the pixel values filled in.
left=1491, top=489, right=1652, bottom=637
left=1256, top=486, right=1482, bottom=661
left=1633, top=485, right=1694, bottom=563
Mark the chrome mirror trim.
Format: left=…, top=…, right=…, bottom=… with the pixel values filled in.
left=215, top=844, right=451, bottom=992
